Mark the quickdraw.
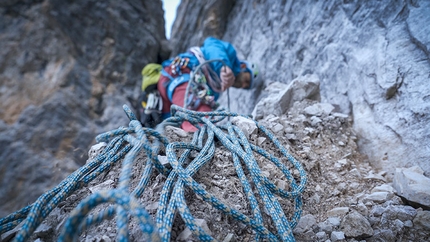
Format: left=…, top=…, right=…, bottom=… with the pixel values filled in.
left=170, top=56, right=190, bottom=75
left=185, top=70, right=219, bottom=111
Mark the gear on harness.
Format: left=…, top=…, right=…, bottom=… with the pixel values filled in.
left=136, top=63, right=164, bottom=128
left=138, top=90, right=163, bottom=128
left=185, top=70, right=219, bottom=111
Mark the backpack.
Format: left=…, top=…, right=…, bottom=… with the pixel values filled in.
left=136, top=63, right=163, bottom=128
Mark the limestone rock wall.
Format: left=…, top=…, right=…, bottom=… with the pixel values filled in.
left=0, top=0, right=169, bottom=216
left=170, top=0, right=430, bottom=176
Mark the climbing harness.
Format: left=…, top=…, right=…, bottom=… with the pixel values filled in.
left=0, top=104, right=307, bottom=242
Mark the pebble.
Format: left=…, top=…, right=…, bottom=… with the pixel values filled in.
left=327, top=207, right=349, bottom=218
left=413, top=210, right=430, bottom=229
left=331, top=231, right=345, bottom=241
left=341, top=211, right=373, bottom=238
left=327, top=217, right=341, bottom=227
left=294, top=214, right=316, bottom=234
left=363, top=192, right=390, bottom=203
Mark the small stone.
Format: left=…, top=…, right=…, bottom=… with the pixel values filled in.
left=310, top=116, right=322, bottom=126
left=413, top=210, right=430, bottom=229
left=271, top=123, right=284, bottom=133
left=340, top=211, right=373, bottom=238
left=327, top=207, right=349, bottom=218
left=177, top=219, right=212, bottom=240
left=363, top=192, right=390, bottom=203
left=392, top=219, right=404, bottom=233
left=34, top=223, right=53, bottom=237
left=318, top=221, right=333, bottom=233
left=404, top=220, right=413, bottom=228
left=168, top=126, right=188, bottom=137
left=101, top=235, right=112, bottom=242
left=88, top=179, right=114, bottom=193
left=293, top=214, right=316, bottom=234
left=257, top=137, right=266, bottom=146
left=364, top=172, right=386, bottom=182
left=337, top=159, right=348, bottom=166
left=88, top=142, right=107, bottom=161
left=371, top=206, right=385, bottom=217
left=332, top=112, right=349, bottom=119
left=286, top=133, right=297, bottom=140
left=352, top=203, right=367, bottom=216
left=304, top=103, right=335, bottom=116
left=327, top=217, right=341, bottom=227
left=316, top=231, right=327, bottom=240
left=372, top=229, right=395, bottom=241
left=275, top=179, right=287, bottom=190
left=157, top=155, right=169, bottom=165
left=331, top=231, right=345, bottom=241
left=371, top=184, right=395, bottom=194
left=393, top=166, right=430, bottom=208
left=145, top=202, right=158, bottom=211
left=222, top=233, right=236, bottom=242
left=382, top=205, right=417, bottom=221
left=232, top=116, right=258, bottom=138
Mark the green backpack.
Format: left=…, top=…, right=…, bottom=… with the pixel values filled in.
left=137, top=63, right=163, bottom=128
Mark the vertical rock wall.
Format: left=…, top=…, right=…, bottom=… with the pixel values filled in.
left=0, top=0, right=169, bottom=216
left=170, top=0, right=430, bottom=176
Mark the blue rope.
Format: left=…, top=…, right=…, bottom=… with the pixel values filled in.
left=0, top=104, right=306, bottom=242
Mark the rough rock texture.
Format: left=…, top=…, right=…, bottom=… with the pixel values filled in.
left=393, top=166, right=430, bottom=208
left=170, top=0, right=430, bottom=177
left=0, top=0, right=169, bottom=216
left=169, top=0, right=235, bottom=56
left=3, top=77, right=429, bottom=241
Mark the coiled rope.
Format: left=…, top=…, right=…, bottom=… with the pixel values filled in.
left=0, top=104, right=306, bottom=242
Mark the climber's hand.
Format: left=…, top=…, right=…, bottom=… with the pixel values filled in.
left=220, top=66, right=235, bottom=91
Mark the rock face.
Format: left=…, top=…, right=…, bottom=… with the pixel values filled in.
left=170, top=0, right=430, bottom=176
left=170, top=0, right=235, bottom=56
left=0, top=0, right=169, bottom=216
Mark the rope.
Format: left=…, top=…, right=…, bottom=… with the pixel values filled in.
left=0, top=104, right=306, bottom=242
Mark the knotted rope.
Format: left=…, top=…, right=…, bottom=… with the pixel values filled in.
left=0, top=104, right=307, bottom=242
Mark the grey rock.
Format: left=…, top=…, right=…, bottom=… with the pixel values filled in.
left=371, top=206, right=385, bottom=217
left=327, top=217, right=341, bottom=227
left=88, top=142, right=107, bottom=161
left=318, top=221, right=333, bottom=233
left=231, top=116, right=258, bottom=138
left=369, top=229, right=395, bottom=242
left=251, top=75, right=321, bottom=120
left=270, top=123, right=285, bottom=134
left=413, top=210, right=430, bottom=230
left=88, top=179, right=114, bottom=194
left=363, top=192, right=390, bottom=203
left=194, top=0, right=430, bottom=176
left=294, top=214, right=317, bottom=234
left=371, top=184, right=395, bottom=194
left=167, top=126, right=189, bottom=138
left=404, top=220, right=413, bottom=228
left=303, top=103, right=335, bottom=117
left=331, top=231, right=345, bottom=241
left=382, top=205, right=417, bottom=221
left=316, top=231, right=327, bottom=240
left=177, top=219, right=212, bottom=240
left=341, top=211, right=373, bottom=238
left=157, top=155, right=169, bottom=166
left=327, top=207, right=349, bottom=218
left=393, top=166, right=430, bottom=208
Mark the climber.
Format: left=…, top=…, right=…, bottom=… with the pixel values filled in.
left=157, top=36, right=259, bottom=132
